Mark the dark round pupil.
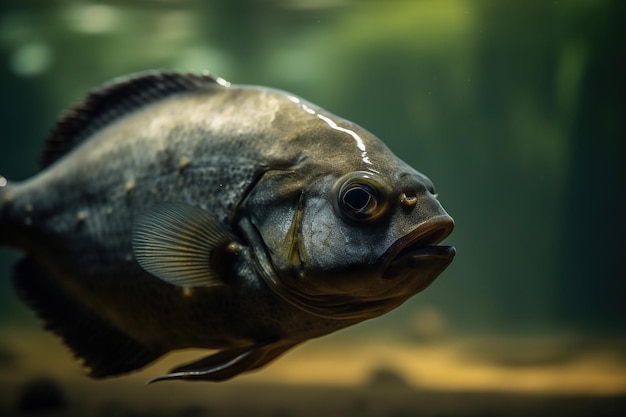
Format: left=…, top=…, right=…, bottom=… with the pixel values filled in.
left=343, top=186, right=373, bottom=213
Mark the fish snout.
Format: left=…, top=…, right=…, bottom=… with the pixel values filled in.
left=382, top=214, right=456, bottom=281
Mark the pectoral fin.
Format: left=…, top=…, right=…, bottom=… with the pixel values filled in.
left=147, top=341, right=298, bottom=383
left=132, top=202, right=240, bottom=287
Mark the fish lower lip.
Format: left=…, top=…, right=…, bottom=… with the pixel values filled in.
left=396, top=243, right=456, bottom=260
left=383, top=245, right=456, bottom=280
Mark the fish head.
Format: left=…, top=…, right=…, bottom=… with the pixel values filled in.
left=240, top=107, right=455, bottom=321
left=297, top=169, right=453, bottom=320
left=306, top=167, right=454, bottom=286
left=242, top=165, right=455, bottom=321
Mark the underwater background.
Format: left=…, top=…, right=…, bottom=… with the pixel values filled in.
left=0, top=0, right=624, bottom=416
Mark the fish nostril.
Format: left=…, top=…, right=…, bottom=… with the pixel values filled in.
left=399, top=192, right=417, bottom=208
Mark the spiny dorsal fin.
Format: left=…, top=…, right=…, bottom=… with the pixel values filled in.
left=40, top=70, right=227, bottom=169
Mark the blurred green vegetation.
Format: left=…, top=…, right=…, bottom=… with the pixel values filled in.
left=0, top=0, right=624, bottom=338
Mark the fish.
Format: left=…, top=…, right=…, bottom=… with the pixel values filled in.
left=0, top=70, right=455, bottom=382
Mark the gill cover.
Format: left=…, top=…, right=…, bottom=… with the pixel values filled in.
left=239, top=168, right=407, bottom=319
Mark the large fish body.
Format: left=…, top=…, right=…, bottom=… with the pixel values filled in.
left=0, top=71, right=455, bottom=382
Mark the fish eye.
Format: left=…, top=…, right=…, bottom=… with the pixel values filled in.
left=334, top=171, right=389, bottom=222
left=343, top=184, right=377, bottom=215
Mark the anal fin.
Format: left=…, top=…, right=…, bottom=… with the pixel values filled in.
left=148, top=340, right=299, bottom=383
left=11, top=257, right=162, bottom=378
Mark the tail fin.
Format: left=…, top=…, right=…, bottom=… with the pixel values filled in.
left=0, top=175, right=13, bottom=246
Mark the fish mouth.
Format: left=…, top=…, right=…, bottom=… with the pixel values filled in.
left=382, top=215, right=456, bottom=281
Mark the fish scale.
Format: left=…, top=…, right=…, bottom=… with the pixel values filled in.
left=0, top=70, right=455, bottom=382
